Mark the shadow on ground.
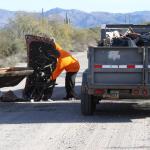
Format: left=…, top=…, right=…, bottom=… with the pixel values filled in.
left=0, top=85, right=150, bottom=124
left=0, top=99, right=150, bottom=124
left=52, top=85, right=81, bottom=100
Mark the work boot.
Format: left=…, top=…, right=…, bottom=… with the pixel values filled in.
left=42, top=94, right=53, bottom=101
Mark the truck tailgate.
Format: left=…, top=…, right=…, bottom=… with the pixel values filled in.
left=89, top=47, right=144, bottom=86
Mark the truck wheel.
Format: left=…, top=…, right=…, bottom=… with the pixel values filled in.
left=81, top=89, right=94, bottom=115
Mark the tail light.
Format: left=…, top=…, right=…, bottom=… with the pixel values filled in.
left=127, top=65, right=135, bottom=69
left=94, top=64, right=102, bottom=68
left=95, top=89, right=105, bottom=95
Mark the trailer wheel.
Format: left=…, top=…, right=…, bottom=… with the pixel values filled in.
left=81, top=88, right=95, bottom=115
left=81, top=70, right=96, bottom=115
left=81, top=91, right=92, bottom=115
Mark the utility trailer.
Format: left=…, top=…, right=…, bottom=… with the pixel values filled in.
left=81, top=24, right=150, bottom=115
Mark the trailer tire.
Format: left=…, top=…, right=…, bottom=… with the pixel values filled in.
left=81, top=70, right=96, bottom=115
left=81, top=89, right=95, bottom=115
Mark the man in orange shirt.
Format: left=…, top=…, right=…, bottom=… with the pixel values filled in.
left=47, top=42, right=80, bottom=100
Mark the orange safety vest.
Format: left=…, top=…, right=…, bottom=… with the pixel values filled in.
left=51, top=43, right=80, bottom=80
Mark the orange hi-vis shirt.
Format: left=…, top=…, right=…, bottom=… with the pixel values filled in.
left=51, top=43, right=80, bottom=80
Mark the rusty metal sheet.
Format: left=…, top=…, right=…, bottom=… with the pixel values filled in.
left=24, top=35, right=59, bottom=100
left=25, top=35, right=60, bottom=68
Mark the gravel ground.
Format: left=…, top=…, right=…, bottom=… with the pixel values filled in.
left=0, top=52, right=150, bottom=150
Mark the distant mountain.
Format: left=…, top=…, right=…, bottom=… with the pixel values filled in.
left=45, top=8, right=150, bottom=27
left=0, top=8, right=150, bottom=28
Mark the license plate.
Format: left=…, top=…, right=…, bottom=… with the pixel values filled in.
left=110, top=90, right=119, bottom=99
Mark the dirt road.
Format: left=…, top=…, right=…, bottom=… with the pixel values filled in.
left=0, top=52, right=150, bottom=150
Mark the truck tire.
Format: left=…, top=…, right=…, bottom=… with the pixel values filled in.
left=81, top=70, right=96, bottom=115
left=81, top=89, right=94, bottom=115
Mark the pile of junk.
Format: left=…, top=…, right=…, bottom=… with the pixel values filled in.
left=99, top=24, right=150, bottom=47
left=0, top=35, right=60, bottom=102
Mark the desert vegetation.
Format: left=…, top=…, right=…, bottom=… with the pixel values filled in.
left=0, top=13, right=99, bottom=67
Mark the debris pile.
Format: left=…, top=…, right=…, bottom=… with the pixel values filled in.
left=0, top=90, right=25, bottom=102
left=0, top=90, right=19, bottom=102
left=100, top=27, right=150, bottom=47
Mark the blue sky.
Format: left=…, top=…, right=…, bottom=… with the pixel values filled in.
left=0, top=0, right=150, bottom=13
